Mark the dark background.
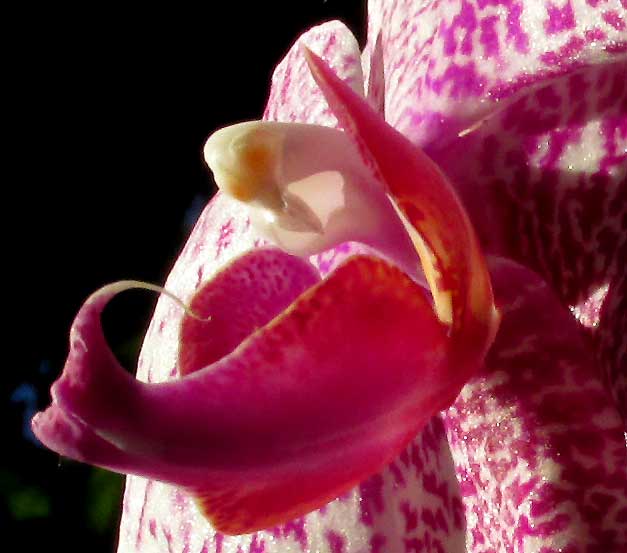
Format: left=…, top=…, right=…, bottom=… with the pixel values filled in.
left=5, top=3, right=365, bottom=551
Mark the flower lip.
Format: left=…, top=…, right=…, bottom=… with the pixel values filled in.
left=33, top=247, right=459, bottom=534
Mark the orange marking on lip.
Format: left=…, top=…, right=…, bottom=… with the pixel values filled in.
left=304, top=48, right=501, bottom=365
left=242, top=143, right=272, bottom=177
left=223, top=143, right=274, bottom=202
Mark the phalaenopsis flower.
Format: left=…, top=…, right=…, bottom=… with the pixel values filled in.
left=33, top=1, right=626, bottom=551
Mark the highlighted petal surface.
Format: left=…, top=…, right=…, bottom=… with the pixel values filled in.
left=367, top=0, right=626, bottom=148
left=305, top=49, right=499, bottom=367
left=204, top=121, right=420, bottom=278
left=117, top=416, right=466, bottom=553
left=264, top=21, right=365, bottom=127
left=34, top=247, right=459, bottom=534
left=365, top=0, right=627, bottom=419
left=445, top=257, right=627, bottom=549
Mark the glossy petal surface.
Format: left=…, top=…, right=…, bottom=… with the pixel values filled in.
left=36, top=241, right=460, bottom=533
left=34, top=3, right=627, bottom=551
left=445, top=258, right=627, bottom=550
left=115, top=191, right=465, bottom=552
left=305, top=49, right=499, bottom=368
left=363, top=0, right=627, bottom=419
left=118, top=416, right=466, bottom=553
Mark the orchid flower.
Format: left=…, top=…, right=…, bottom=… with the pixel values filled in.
left=33, top=1, right=627, bottom=552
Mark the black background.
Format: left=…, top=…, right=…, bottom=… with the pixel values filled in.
left=5, top=3, right=365, bottom=551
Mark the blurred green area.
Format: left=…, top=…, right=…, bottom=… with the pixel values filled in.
left=1, top=469, right=51, bottom=521
left=1, top=462, right=124, bottom=553
left=87, top=470, right=125, bottom=534
left=1, top=467, right=122, bottom=529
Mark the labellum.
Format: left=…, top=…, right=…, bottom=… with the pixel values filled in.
left=33, top=2, right=626, bottom=551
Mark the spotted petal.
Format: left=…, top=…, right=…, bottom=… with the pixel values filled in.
left=115, top=416, right=466, bottom=553
left=366, top=0, right=626, bottom=147
left=305, top=48, right=500, bottom=369
left=33, top=246, right=458, bottom=534
left=264, top=20, right=365, bottom=127
left=365, top=0, right=627, bottom=420
left=445, top=257, right=627, bottom=550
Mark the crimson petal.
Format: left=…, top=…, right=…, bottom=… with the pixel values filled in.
left=34, top=246, right=455, bottom=533
left=304, top=48, right=499, bottom=370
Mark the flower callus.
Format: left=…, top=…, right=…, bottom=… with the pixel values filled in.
left=32, top=56, right=499, bottom=534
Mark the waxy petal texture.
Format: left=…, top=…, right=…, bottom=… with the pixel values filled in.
left=264, top=21, right=365, bottom=127
left=445, top=257, right=627, bottom=550
left=363, top=0, right=627, bottom=418
left=305, top=49, right=499, bottom=368
left=36, top=23, right=497, bottom=541
left=113, top=193, right=466, bottom=552
left=117, top=416, right=466, bottom=553
left=37, top=239, right=464, bottom=533
left=34, top=248, right=318, bottom=480
left=114, top=21, right=473, bottom=551
left=37, top=3, right=626, bottom=551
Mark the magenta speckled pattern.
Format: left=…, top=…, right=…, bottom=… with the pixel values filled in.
left=445, top=257, right=627, bottom=551
left=362, top=0, right=626, bottom=422
left=110, top=2, right=627, bottom=551
left=264, top=21, right=365, bottom=126
left=116, top=192, right=468, bottom=552
left=424, top=62, right=626, bottom=422
left=178, top=247, right=320, bottom=376
left=366, top=0, right=626, bottom=145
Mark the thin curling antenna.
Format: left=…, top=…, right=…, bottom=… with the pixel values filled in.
left=98, top=280, right=210, bottom=322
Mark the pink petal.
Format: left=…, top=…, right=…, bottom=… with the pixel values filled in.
left=178, top=247, right=319, bottom=375
left=114, top=197, right=463, bottom=553
left=434, top=61, right=627, bottom=420
left=36, top=246, right=455, bottom=534
left=117, top=417, right=466, bottom=553
left=445, top=256, right=627, bottom=550
left=264, top=21, right=364, bottom=126
left=365, top=1, right=626, bottom=419
left=365, top=1, right=626, bottom=303
left=367, top=0, right=627, bottom=147
left=305, top=48, right=499, bottom=369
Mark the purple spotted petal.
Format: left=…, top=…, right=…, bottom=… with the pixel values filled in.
left=367, top=0, right=626, bottom=146
left=365, top=0, right=626, bottom=306
left=444, top=257, right=627, bottom=550
left=35, top=2, right=626, bottom=551
left=434, top=60, right=627, bottom=423
left=37, top=241, right=465, bottom=534
left=117, top=417, right=466, bottom=553
left=366, top=0, right=626, bottom=418
left=264, top=21, right=365, bottom=126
